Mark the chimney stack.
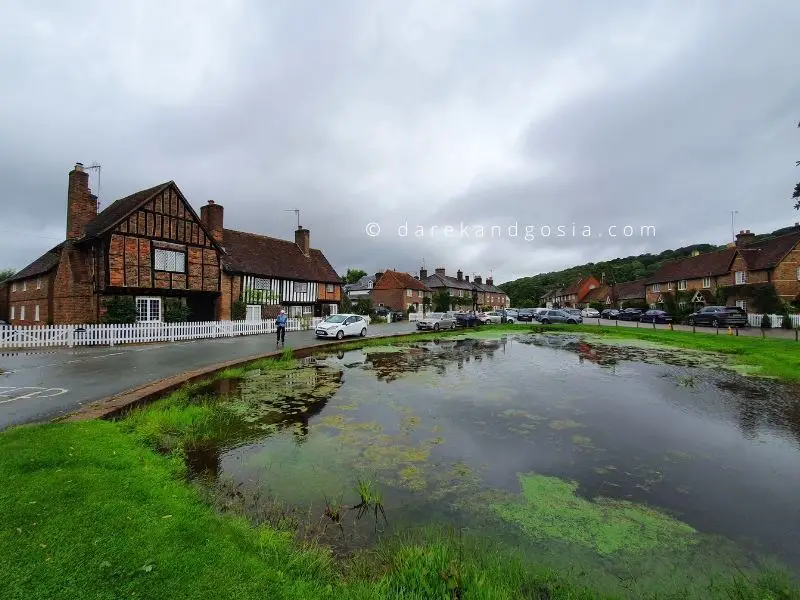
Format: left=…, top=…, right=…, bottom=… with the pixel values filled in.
left=456, top=269, right=463, bottom=281
left=435, top=267, right=446, bottom=276
left=66, top=162, right=96, bottom=239
left=295, top=226, right=310, bottom=257
left=735, top=229, right=756, bottom=248
left=200, top=200, right=224, bottom=243
left=474, top=275, right=482, bottom=285
left=486, top=277, right=493, bottom=286
left=374, top=271, right=383, bottom=283
left=419, top=267, right=428, bottom=280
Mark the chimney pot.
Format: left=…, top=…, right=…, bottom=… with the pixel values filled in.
left=208, top=200, right=215, bottom=205
left=74, top=162, right=84, bottom=171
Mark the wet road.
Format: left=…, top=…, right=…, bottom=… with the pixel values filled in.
left=0, top=322, right=418, bottom=430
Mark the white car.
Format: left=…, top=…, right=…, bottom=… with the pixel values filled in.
left=580, top=307, right=600, bottom=318
left=481, top=311, right=503, bottom=324
left=315, top=313, right=368, bottom=340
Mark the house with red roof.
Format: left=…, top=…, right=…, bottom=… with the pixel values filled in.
left=372, top=270, right=432, bottom=313
left=3, top=163, right=341, bottom=325
left=549, top=275, right=601, bottom=308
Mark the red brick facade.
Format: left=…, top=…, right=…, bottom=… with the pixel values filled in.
left=7, top=274, right=53, bottom=325
left=372, top=270, right=430, bottom=312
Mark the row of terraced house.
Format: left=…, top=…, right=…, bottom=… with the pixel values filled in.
left=542, top=226, right=800, bottom=313
left=0, top=163, right=343, bottom=326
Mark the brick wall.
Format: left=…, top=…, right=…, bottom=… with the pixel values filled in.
left=317, top=282, right=341, bottom=302
left=372, top=288, right=421, bottom=311
left=217, top=272, right=242, bottom=320
left=7, top=274, right=52, bottom=325
left=52, top=250, right=97, bottom=324
left=717, top=255, right=770, bottom=287
left=771, top=246, right=800, bottom=300
left=0, top=282, right=7, bottom=321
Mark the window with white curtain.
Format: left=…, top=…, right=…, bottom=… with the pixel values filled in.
left=154, top=249, right=185, bottom=273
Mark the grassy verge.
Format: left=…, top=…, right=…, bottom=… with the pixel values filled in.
left=2, top=421, right=797, bottom=600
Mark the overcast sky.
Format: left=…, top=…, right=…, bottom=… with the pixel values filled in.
left=1, top=0, right=798, bottom=284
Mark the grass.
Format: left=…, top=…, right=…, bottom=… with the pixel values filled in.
left=2, top=421, right=798, bottom=600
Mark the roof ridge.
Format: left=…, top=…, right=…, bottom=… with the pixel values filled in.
left=224, top=228, right=321, bottom=252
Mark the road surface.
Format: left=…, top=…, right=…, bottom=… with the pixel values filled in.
left=0, top=322, right=417, bottom=430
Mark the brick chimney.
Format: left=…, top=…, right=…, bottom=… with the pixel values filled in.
left=435, top=267, right=446, bottom=276
left=419, top=268, right=427, bottom=280
left=374, top=271, right=383, bottom=284
left=735, top=229, right=756, bottom=248
left=486, top=277, right=493, bottom=286
left=464, top=275, right=469, bottom=283
left=66, top=162, right=96, bottom=239
left=456, top=270, right=463, bottom=281
left=295, top=226, right=310, bottom=257
left=200, top=200, right=224, bottom=243
left=474, top=275, right=482, bottom=285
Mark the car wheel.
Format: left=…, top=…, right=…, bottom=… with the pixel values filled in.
left=336, top=330, right=344, bottom=340
left=542, top=319, right=550, bottom=324
left=450, top=322, right=456, bottom=329
left=507, top=319, right=515, bottom=324
left=568, top=319, right=577, bottom=324
left=434, top=323, right=440, bottom=331
left=360, top=328, right=367, bottom=337
left=712, top=318, right=719, bottom=328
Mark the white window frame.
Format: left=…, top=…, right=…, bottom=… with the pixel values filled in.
left=326, top=283, right=335, bottom=293
left=11, top=282, right=17, bottom=292
left=735, top=271, right=748, bottom=285
left=302, top=305, right=313, bottom=314
left=294, top=282, right=308, bottom=294
left=154, top=248, right=186, bottom=273
left=36, top=277, right=42, bottom=290
left=22, top=280, right=26, bottom=291
left=406, top=288, right=412, bottom=297
left=10, top=306, right=15, bottom=320
left=34, top=304, right=40, bottom=321
left=652, top=284, right=660, bottom=293
left=678, top=280, right=687, bottom=290
left=796, top=267, right=800, bottom=281
left=136, top=297, right=162, bottom=322
left=20, top=305, right=25, bottom=320
left=702, top=277, right=711, bottom=289
left=736, top=300, right=747, bottom=312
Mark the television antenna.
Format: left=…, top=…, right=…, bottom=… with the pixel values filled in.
left=284, top=209, right=301, bottom=229
left=87, top=162, right=102, bottom=209
left=730, top=210, right=738, bottom=242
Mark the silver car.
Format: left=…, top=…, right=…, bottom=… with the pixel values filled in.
left=539, top=309, right=583, bottom=324
left=416, top=312, right=457, bottom=331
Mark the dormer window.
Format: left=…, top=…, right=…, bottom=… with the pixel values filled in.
left=367, top=280, right=373, bottom=288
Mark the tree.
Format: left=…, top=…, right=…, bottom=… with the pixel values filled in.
left=339, top=294, right=353, bottom=314
left=432, top=291, right=451, bottom=312
left=341, top=269, right=368, bottom=284
left=794, top=121, right=800, bottom=210
left=164, top=299, right=192, bottom=323
left=103, top=297, right=137, bottom=324
left=0, top=269, right=15, bottom=283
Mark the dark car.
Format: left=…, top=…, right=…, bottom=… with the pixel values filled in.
left=617, top=308, right=644, bottom=321
left=455, top=312, right=482, bottom=327
left=601, top=308, right=620, bottom=319
left=687, top=306, right=748, bottom=328
left=391, top=310, right=405, bottom=321
left=639, top=309, right=672, bottom=324
left=516, top=309, right=535, bottom=322
left=538, top=309, right=582, bottom=325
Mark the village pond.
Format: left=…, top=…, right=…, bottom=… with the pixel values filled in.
left=127, top=331, right=800, bottom=597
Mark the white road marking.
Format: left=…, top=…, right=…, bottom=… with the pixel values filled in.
left=0, top=387, right=69, bottom=404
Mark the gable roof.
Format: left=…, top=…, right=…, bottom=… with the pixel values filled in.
left=584, top=285, right=610, bottom=302
left=81, top=181, right=224, bottom=253
left=344, top=275, right=376, bottom=292
left=646, top=248, right=737, bottom=284
left=221, top=228, right=340, bottom=283
left=564, top=276, right=598, bottom=295
left=424, top=273, right=473, bottom=291
left=374, top=270, right=430, bottom=291
left=83, top=182, right=172, bottom=238
left=5, top=243, right=65, bottom=282
left=737, top=230, right=800, bottom=271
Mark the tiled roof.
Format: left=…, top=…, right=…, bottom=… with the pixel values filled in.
left=738, top=230, right=800, bottom=271
left=6, top=243, right=64, bottom=282
left=83, top=182, right=172, bottom=238
left=564, top=276, right=599, bottom=295
left=646, top=248, right=737, bottom=284
left=222, top=229, right=340, bottom=283
left=374, top=270, right=431, bottom=291
left=614, top=279, right=647, bottom=300
left=424, top=273, right=473, bottom=291
left=584, top=285, right=610, bottom=302
left=344, top=275, right=376, bottom=292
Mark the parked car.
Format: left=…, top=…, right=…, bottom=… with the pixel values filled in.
left=687, top=306, right=748, bottom=328
left=481, top=311, right=503, bottom=324
left=391, top=310, right=405, bottom=321
left=563, top=308, right=582, bottom=318
left=416, top=312, right=457, bottom=331
left=538, top=309, right=582, bottom=325
left=500, top=309, right=519, bottom=324
left=639, top=310, right=673, bottom=324
left=516, top=309, right=535, bottom=322
left=617, top=308, right=644, bottom=321
left=455, top=312, right=482, bottom=327
left=600, top=308, right=620, bottom=319
left=531, top=308, right=549, bottom=321
left=580, top=307, right=600, bottom=318
left=315, top=313, right=368, bottom=339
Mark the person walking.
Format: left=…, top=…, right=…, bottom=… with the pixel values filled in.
left=276, top=309, right=287, bottom=346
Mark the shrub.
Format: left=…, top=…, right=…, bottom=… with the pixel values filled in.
left=103, top=296, right=137, bottom=324
left=164, top=299, right=191, bottom=323
left=781, top=314, right=793, bottom=329
left=761, top=314, right=772, bottom=329
left=231, top=301, right=247, bottom=320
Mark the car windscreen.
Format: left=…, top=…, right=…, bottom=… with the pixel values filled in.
left=325, top=315, right=347, bottom=323
left=427, top=313, right=443, bottom=319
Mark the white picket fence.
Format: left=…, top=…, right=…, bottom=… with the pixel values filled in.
left=747, top=313, right=800, bottom=328
left=0, top=318, right=325, bottom=349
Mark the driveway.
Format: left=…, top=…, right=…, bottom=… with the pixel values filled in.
left=0, top=322, right=418, bottom=430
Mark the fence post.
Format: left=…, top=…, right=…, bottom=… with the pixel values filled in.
left=796, top=329, right=798, bottom=342
left=67, top=326, right=74, bottom=348
left=169, top=323, right=175, bottom=343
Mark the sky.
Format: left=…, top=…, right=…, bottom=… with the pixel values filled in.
left=1, top=0, right=798, bottom=285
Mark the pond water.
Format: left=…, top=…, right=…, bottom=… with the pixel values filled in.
left=181, top=332, right=800, bottom=595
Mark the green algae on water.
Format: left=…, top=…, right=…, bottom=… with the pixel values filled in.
left=549, top=419, right=583, bottom=430
left=491, top=473, right=697, bottom=556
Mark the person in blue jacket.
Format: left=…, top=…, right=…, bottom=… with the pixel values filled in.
left=276, top=309, right=287, bottom=346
